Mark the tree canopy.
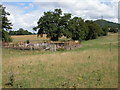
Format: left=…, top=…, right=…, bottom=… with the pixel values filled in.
left=34, top=9, right=64, bottom=41
left=85, top=20, right=103, bottom=40
left=65, top=17, right=88, bottom=41
left=34, top=8, right=107, bottom=41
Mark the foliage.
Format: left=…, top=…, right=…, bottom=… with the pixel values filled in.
left=0, top=5, right=12, bottom=42
left=34, top=9, right=64, bottom=41
left=26, top=40, right=30, bottom=44
left=59, top=13, right=72, bottom=38
left=34, top=9, right=109, bottom=41
left=34, top=9, right=89, bottom=41
left=66, top=17, right=88, bottom=41
left=85, top=20, right=103, bottom=40
left=109, top=28, right=118, bottom=33
left=34, top=8, right=119, bottom=42
left=2, top=29, right=12, bottom=42
left=102, top=27, right=109, bottom=36
left=9, top=28, right=32, bottom=35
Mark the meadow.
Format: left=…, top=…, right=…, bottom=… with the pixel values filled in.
left=10, top=35, right=69, bottom=43
left=2, top=33, right=118, bottom=88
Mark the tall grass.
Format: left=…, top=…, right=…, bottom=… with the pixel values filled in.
left=2, top=33, right=118, bottom=88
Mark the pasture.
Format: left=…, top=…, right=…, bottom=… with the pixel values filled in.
left=2, top=33, right=118, bottom=88
left=11, top=35, right=69, bottom=43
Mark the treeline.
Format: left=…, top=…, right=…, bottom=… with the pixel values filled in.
left=34, top=9, right=112, bottom=41
left=9, top=28, right=32, bottom=35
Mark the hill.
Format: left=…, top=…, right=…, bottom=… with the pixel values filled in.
left=95, top=19, right=120, bottom=29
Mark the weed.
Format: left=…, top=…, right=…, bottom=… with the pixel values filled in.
left=5, top=72, right=14, bottom=86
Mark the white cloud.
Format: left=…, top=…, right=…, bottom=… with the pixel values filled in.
left=4, top=4, right=42, bottom=32
left=24, top=3, right=34, bottom=9
left=36, top=0, right=118, bottom=22
left=3, top=0, right=119, bottom=32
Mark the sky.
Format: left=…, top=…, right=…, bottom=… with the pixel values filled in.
left=2, top=0, right=119, bottom=32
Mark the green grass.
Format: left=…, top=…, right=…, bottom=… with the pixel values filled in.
left=2, top=33, right=118, bottom=88
left=0, top=46, right=2, bottom=88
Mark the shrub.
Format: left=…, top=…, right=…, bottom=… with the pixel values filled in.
left=109, top=28, right=118, bottom=33
left=2, top=30, right=12, bottom=42
left=26, top=40, right=30, bottom=44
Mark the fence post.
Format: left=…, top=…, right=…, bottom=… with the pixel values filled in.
left=50, top=44, right=56, bottom=51
left=54, top=44, right=56, bottom=51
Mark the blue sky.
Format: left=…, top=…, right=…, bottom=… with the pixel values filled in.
left=2, top=0, right=119, bottom=32
left=3, top=2, right=39, bottom=14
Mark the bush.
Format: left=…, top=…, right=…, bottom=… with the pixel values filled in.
left=109, top=28, right=118, bottom=33
left=102, top=27, right=108, bottom=36
left=2, top=30, right=12, bottom=42
left=26, top=40, right=30, bottom=44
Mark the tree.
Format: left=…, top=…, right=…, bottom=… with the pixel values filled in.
left=109, top=27, right=118, bottom=33
left=9, top=28, right=32, bottom=35
left=60, top=13, right=72, bottom=38
left=34, top=9, right=70, bottom=41
left=65, top=17, right=88, bottom=41
left=102, top=27, right=108, bottom=36
left=85, top=20, right=103, bottom=40
left=0, top=5, right=12, bottom=42
left=2, top=30, right=12, bottom=42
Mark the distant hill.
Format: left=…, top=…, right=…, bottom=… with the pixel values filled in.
left=95, top=19, right=120, bottom=29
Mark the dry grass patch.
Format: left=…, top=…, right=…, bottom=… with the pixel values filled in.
left=2, top=48, right=118, bottom=88
left=2, top=34, right=118, bottom=88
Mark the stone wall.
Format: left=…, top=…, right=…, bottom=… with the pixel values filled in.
left=2, top=41, right=81, bottom=51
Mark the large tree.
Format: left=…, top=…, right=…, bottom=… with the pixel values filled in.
left=85, top=20, right=103, bottom=40
left=0, top=5, right=12, bottom=42
left=34, top=9, right=72, bottom=41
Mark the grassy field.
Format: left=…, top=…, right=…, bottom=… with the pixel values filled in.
left=2, top=33, right=118, bottom=88
left=11, top=35, right=69, bottom=43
